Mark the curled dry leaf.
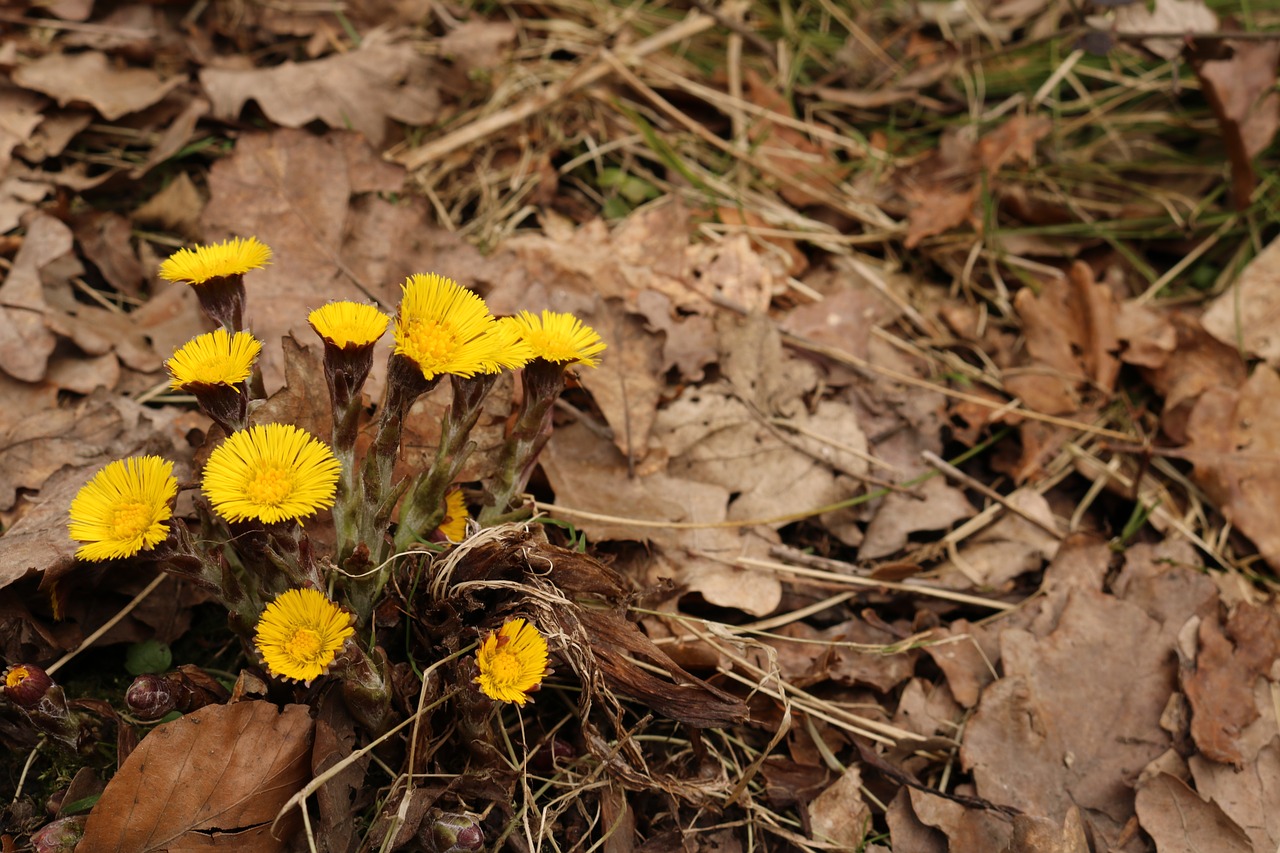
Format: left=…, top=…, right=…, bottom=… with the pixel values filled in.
left=0, top=213, right=69, bottom=383
left=200, top=34, right=440, bottom=147
left=1193, top=38, right=1280, bottom=207
left=13, top=51, right=183, bottom=121
left=78, top=701, right=314, bottom=852
left=1181, top=603, right=1280, bottom=766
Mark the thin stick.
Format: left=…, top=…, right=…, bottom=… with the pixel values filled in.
left=921, top=450, right=1063, bottom=539
left=47, top=573, right=168, bottom=676
left=782, top=331, right=1138, bottom=443
left=731, top=556, right=1016, bottom=611
left=398, top=13, right=716, bottom=170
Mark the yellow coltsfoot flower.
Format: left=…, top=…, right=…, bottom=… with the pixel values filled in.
left=201, top=423, right=340, bottom=524
left=499, top=310, right=606, bottom=367
left=309, top=301, right=389, bottom=350
left=393, top=273, right=527, bottom=380
left=158, top=236, right=272, bottom=286
left=167, top=329, right=261, bottom=389
left=254, top=588, right=354, bottom=685
left=437, top=488, right=468, bottom=543
left=475, top=618, right=549, bottom=705
left=68, top=456, right=178, bottom=561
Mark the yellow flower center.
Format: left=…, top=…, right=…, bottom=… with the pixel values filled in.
left=406, top=320, right=459, bottom=363
left=246, top=467, right=294, bottom=507
left=286, top=628, right=324, bottom=663
left=487, top=650, right=522, bottom=685
left=5, top=667, right=28, bottom=689
left=110, top=501, right=154, bottom=541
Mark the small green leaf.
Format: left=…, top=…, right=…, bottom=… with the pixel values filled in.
left=125, top=639, right=172, bottom=676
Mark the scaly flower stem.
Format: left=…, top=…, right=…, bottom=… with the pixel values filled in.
left=394, top=374, right=497, bottom=551
left=480, top=361, right=565, bottom=524
left=346, top=354, right=436, bottom=621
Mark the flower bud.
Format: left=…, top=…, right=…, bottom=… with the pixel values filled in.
left=530, top=736, right=576, bottom=772
left=125, top=674, right=177, bottom=721
left=3, top=663, right=53, bottom=708
left=31, top=816, right=87, bottom=853
left=423, top=811, right=484, bottom=853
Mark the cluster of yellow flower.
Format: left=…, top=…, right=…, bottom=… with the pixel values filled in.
left=63, top=236, right=596, bottom=704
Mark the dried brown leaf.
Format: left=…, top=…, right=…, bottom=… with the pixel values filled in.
left=807, top=767, right=871, bottom=848
left=0, top=85, right=45, bottom=173
left=200, top=34, right=440, bottom=147
left=1194, top=39, right=1280, bottom=206
left=540, top=421, right=783, bottom=616
left=1189, top=736, right=1280, bottom=852
left=72, top=211, right=146, bottom=297
left=1185, top=364, right=1280, bottom=570
left=79, top=701, right=313, bottom=851
left=908, top=787, right=1012, bottom=853
left=1113, top=0, right=1218, bottom=59
left=0, top=214, right=69, bottom=382
left=13, top=51, right=182, bottom=121
left=1182, top=603, right=1280, bottom=766
left=1135, top=773, right=1251, bottom=853
left=1202, top=235, right=1280, bottom=366
left=576, top=302, right=665, bottom=460
left=962, top=587, right=1174, bottom=844
left=860, top=477, right=975, bottom=560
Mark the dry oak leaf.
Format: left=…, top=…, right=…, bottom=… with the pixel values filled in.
left=200, top=33, right=440, bottom=148
left=78, top=701, right=313, bottom=852
left=1005, top=262, right=1120, bottom=417
left=1185, top=364, right=1280, bottom=570
left=1134, top=773, right=1251, bottom=853
left=962, top=589, right=1175, bottom=846
left=541, top=421, right=783, bottom=617
left=1112, top=0, right=1218, bottom=60
left=807, top=767, right=872, bottom=849
left=1202, top=234, right=1280, bottom=367
left=0, top=213, right=67, bottom=382
left=1195, top=39, right=1280, bottom=207
left=13, top=51, right=183, bottom=121
left=1189, top=736, right=1280, bottom=852
left=1181, top=603, right=1280, bottom=766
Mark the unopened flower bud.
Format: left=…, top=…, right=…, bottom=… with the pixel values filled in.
left=424, top=811, right=484, bottom=853
left=125, top=674, right=177, bottom=721
left=530, top=736, right=576, bottom=772
left=31, top=816, right=87, bottom=853
left=3, top=663, right=53, bottom=708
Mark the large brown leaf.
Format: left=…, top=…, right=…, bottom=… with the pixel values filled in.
left=77, top=701, right=314, bottom=852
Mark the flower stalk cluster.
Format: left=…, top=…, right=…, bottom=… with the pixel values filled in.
left=62, top=237, right=591, bottom=731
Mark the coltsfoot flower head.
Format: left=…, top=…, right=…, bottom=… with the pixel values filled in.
left=309, top=301, right=389, bottom=350
left=202, top=424, right=340, bottom=524
left=499, top=310, right=606, bottom=367
left=167, top=328, right=262, bottom=390
left=3, top=663, right=53, bottom=708
left=475, top=618, right=549, bottom=705
left=254, top=588, right=354, bottom=685
left=394, top=273, right=521, bottom=379
left=437, top=488, right=468, bottom=543
left=158, top=236, right=272, bottom=286
left=68, top=456, right=178, bottom=561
